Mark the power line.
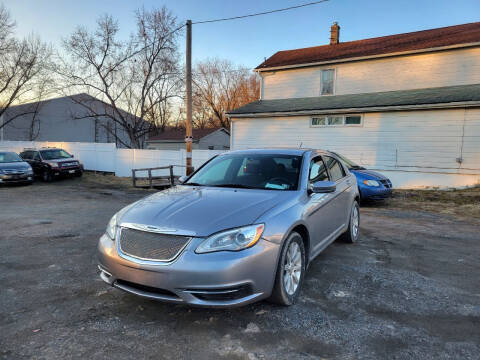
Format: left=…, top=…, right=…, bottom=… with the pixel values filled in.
left=192, top=0, right=330, bottom=24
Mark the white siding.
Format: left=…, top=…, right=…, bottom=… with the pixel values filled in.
left=231, top=108, right=480, bottom=188
left=262, top=47, right=480, bottom=99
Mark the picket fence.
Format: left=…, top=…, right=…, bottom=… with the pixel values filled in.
left=0, top=141, right=226, bottom=177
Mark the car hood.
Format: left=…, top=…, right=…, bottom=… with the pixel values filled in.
left=351, top=169, right=389, bottom=180
left=118, top=186, right=294, bottom=237
left=0, top=162, right=31, bottom=171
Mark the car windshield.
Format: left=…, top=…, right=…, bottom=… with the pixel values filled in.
left=333, top=152, right=364, bottom=170
left=40, top=149, right=72, bottom=160
left=185, top=153, right=303, bottom=190
left=0, top=152, right=23, bottom=163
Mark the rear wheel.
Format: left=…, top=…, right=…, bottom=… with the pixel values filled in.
left=268, top=232, right=306, bottom=306
left=341, top=201, right=360, bottom=243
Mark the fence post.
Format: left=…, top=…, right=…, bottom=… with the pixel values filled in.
left=169, top=165, right=174, bottom=186
left=148, top=169, right=152, bottom=189
left=132, top=169, right=136, bottom=187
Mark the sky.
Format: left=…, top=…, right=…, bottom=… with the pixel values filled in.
left=3, top=0, right=480, bottom=69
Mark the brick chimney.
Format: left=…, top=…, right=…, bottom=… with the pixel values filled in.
left=330, top=22, right=340, bottom=45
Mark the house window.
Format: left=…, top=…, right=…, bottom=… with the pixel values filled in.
left=208, top=146, right=214, bottom=150
left=321, top=69, right=335, bottom=95
left=311, top=115, right=362, bottom=127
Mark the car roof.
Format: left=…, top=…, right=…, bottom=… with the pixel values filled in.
left=223, top=148, right=316, bottom=156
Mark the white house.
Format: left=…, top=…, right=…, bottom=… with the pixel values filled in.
left=228, top=22, right=480, bottom=189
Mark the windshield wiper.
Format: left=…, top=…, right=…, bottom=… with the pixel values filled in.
left=210, top=184, right=257, bottom=189
left=350, top=166, right=365, bottom=170
left=183, top=182, right=204, bottom=186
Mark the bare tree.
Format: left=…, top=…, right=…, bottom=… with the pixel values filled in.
left=0, top=4, right=52, bottom=131
left=192, top=58, right=260, bottom=129
left=57, top=7, right=182, bottom=148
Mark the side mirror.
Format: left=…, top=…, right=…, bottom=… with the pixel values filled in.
left=311, top=181, right=336, bottom=194
left=178, top=175, right=187, bottom=184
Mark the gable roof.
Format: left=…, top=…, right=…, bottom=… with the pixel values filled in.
left=227, top=84, right=480, bottom=117
left=256, top=22, right=480, bottom=70
left=148, top=127, right=229, bottom=142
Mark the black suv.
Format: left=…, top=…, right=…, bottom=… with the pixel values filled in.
left=20, top=148, right=84, bottom=182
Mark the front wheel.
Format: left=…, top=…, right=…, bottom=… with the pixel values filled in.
left=341, top=201, right=360, bottom=243
left=42, top=169, right=52, bottom=182
left=268, top=232, right=306, bottom=306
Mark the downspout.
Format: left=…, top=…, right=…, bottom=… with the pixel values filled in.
left=457, top=107, right=467, bottom=168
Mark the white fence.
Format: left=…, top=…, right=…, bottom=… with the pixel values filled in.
left=0, top=141, right=226, bottom=177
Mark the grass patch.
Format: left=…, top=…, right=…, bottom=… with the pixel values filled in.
left=386, top=186, right=480, bottom=220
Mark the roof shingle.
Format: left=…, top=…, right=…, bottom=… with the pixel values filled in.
left=227, top=84, right=480, bottom=115
left=256, top=22, right=480, bottom=70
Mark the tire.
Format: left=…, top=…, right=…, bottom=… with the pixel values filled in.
left=340, top=201, right=360, bottom=243
left=268, top=232, right=306, bottom=306
left=42, top=169, right=52, bottom=182
left=75, top=171, right=83, bottom=178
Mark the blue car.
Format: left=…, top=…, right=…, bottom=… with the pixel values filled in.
left=333, top=152, right=393, bottom=201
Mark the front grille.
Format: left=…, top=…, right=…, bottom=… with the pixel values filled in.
left=119, top=227, right=190, bottom=262
left=3, top=169, right=25, bottom=175
left=379, top=179, right=392, bottom=188
left=61, top=162, right=78, bottom=167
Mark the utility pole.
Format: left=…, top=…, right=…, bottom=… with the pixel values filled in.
left=185, top=20, right=194, bottom=175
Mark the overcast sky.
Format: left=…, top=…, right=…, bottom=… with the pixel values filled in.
left=3, top=0, right=480, bottom=69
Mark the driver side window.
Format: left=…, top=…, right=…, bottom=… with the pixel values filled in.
left=309, top=157, right=329, bottom=183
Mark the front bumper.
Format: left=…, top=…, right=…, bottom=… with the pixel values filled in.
left=52, top=167, right=82, bottom=177
left=0, top=174, right=33, bottom=184
left=97, top=233, right=280, bottom=307
left=360, top=185, right=392, bottom=200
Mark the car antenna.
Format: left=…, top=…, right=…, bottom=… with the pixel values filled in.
left=299, top=142, right=303, bottom=148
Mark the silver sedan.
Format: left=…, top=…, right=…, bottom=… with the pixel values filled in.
left=97, top=149, right=360, bottom=307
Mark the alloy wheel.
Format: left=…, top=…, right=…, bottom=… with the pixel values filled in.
left=283, top=242, right=302, bottom=295
left=351, top=205, right=359, bottom=238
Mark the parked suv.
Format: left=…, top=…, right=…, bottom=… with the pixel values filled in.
left=20, top=148, right=83, bottom=182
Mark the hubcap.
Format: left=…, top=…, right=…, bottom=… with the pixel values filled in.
left=352, top=205, right=359, bottom=238
left=283, top=242, right=302, bottom=295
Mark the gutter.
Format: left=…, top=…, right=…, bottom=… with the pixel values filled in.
left=255, top=42, right=480, bottom=73
left=227, top=101, right=480, bottom=118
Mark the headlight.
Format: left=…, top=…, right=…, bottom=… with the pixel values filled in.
left=47, top=162, right=59, bottom=168
left=196, top=224, right=264, bottom=254
left=105, top=202, right=138, bottom=240
left=363, top=179, right=380, bottom=187
left=106, top=213, right=118, bottom=240
left=26, top=168, right=33, bottom=174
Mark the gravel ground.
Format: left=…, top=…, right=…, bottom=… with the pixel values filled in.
left=1, top=177, right=479, bottom=360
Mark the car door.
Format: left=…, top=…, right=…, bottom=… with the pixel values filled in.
left=31, top=151, right=43, bottom=176
left=323, top=155, right=352, bottom=231
left=304, top=155, right=341, bottom=258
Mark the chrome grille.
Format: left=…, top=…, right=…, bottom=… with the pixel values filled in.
left=61, top=161, right=78, bottom=167
left=3, top=169, right=25, bottom=175
left=119, top=227, right=190, bottom=262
